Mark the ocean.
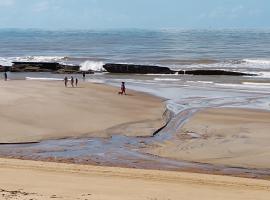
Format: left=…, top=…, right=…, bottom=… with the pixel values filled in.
left=1, top=29, right=270, bottom=77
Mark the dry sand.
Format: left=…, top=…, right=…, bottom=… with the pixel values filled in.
left=0, top=158, right=269, bottom=200
left=0, top=80, right=166, bottom=143
left=146, top=108, right=270, bottom=169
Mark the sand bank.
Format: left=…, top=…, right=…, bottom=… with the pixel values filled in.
left=0, top=80, right=166, bottom=143
left=0, top=158, right=269, bottom=200
left=146, top=108, right=270, bottom=169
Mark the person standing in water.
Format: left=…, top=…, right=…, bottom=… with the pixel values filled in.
left=4, top=72, right=7, bottom=81
left=82, top=72, right=86, bottom=79
left=120, top=82, right=126, bottom=95
left=71, top=76, right=74, bottom=87
left=64, top=76, right=68, bottom=87
left=75, top=78, right=78, bottom=87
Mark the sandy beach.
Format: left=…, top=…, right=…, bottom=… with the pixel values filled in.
left=0, top=80, right=166, bottom=143
left=146, top=108, right=270, bottom=169
left=1, top=79, right=270, bottom=199
left=0, top=158, right=269, bottom=200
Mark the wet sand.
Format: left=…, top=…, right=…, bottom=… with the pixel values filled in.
left=0, top=80, right=166, bottom=143
left=147, top=108, right=270, bottom=169
left=0, top=158, right=269, bottom=200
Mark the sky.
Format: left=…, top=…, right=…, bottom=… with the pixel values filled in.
left=0, top=0, right=269, bottom=29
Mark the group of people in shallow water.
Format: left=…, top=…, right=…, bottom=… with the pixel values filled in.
left=4, top=71, right=126, bottom=95
left=64, top=76, right=78, bottom=87
left=64, top=76, right=126, bottom=95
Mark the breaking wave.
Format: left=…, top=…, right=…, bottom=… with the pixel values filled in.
left=79, top=61, right=104, bottom=72
left=0, top=56, right=67, bottom=66
left=243, top=59, right=270, bottom=65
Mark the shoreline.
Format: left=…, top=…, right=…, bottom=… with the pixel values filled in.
left=1, top=153, right=270, bottom=180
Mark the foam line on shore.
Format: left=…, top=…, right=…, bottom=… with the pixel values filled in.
left=26, top=77, right=64, bottom=81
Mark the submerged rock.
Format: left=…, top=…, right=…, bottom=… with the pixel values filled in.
left=103, top=63, right=176, bottom=74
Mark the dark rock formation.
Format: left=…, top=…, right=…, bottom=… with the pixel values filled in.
left=178, top=69, right=253, bottom=76
left=0, top=65, right=10, bottom=72
left=11, top=62, right=93, bottom=74
left=11, top=62, right=60, bottom=72
left=55, top=64, right=80, bottom=74
left=104, top=63, right=254, bottom=76
left=55, top=64, right=94, bottom=74
left=103, top=63, right=176, bottom=74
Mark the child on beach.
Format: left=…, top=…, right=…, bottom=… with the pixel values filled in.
left=75, top=78, right=78, bottom=87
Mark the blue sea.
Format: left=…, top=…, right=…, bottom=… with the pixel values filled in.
left=1, top=29, right=270, bottom=77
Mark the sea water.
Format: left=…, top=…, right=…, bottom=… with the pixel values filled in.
left=1, top=29, right=270, bottom=76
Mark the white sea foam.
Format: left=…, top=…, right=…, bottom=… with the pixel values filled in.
left=80, top=61, right=104, bottom=72
left=215, top=83, right=249, bottom=88
left=26, top=77, right=63, bottom=81
left=243, top=59, right=270, bottom=65
left=242, top=82, right=270, bottom=86
left=215, top=82, right=270, bottom=90
left=0, top=57, right=15, bottom=66
left=197, top=81, right=214, bottom=84
left=86, top=79, right=105, bottom=84
left=0, top=56, right=66, bottom=66
left=154, top=78, right=181, bottom=81
left=255, top=71, right=270, bottom=78
left=186, top=81, right=213, bottom=84
left=17, top=56, right=66, bottom=62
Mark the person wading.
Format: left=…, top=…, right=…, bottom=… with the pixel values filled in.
left=71, top=76, right=74, bottom=87
left=4, top=71, right=7, bottom=81
left=64, top=76, right=68, bottom=87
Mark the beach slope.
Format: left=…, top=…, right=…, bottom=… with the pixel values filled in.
left=0, top=158, right=269, bottom=200
left=0, top=80, right=165, bottom=143
left=147, top=108, right=270, bottom=169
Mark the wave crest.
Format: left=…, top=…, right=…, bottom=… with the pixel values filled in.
left=243, top=59, right=270, bottom=65
left=79, top=61, right=104, bottom=72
